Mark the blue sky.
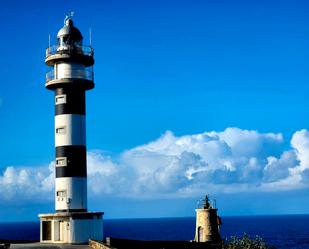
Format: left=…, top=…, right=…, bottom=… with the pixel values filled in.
left=1, top=0, right=309, bottom=221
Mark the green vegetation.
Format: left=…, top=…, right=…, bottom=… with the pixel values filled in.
left=221, top=234, right=276, bottom=249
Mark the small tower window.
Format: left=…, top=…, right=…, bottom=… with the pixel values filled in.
left=56, top=190, right=67, bottom=197
left=56, top=126, right=66, bottom=134
left=55, top=94, right=67, bottom=105
left=56, top=157, right=67, bottom=167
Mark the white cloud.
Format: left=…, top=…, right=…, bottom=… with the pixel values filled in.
left=2, top=127, right=309, bottom=203
left=0, top=162, right=54, bottom=202
left=291, top=130, right=309, bottom=170
left=87, top=151, right=123, bottom=195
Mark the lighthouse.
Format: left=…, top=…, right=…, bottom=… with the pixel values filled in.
left=194, top=195, right=221, bottom=243
left=39, top=15, right=103, bottom=244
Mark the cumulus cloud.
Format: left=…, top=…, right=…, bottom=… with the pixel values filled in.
left=0, top=162, right=54, bottom=202
left=2, top=127, right=309, bottom=202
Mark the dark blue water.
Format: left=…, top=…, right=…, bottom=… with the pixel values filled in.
left=1, top=215, right=309, bottom=248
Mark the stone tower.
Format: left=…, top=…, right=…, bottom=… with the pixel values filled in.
left=194, top=195, right=221, bottom=243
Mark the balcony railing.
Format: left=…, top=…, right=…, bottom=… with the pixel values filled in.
left=46, top=45, right=94, bottom=58
left=46, top=69, right=94, bottom=83
left=196, top=196, right=216, bottom=209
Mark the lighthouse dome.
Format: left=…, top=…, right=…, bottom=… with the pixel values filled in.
left=57, top=18, right=83, bottom=43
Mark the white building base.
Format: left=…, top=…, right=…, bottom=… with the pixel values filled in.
left=39, top=212, right=103, bottom=244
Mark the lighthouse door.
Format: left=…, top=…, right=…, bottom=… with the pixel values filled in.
left=42, top=221, right=52, bottom=241
left=198, top=226, right=204, bottom=242
left=54, top=221, right=60, bottom=241
left=59, top=221, right=64, bottom=241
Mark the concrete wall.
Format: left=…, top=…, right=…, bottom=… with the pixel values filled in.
left=89, top=240, right=112, bottom=249
left=55, top=177, right=87, bottom=211
left=55, top=114, right=86, bottom=147
left=55, top=63, right=86, bottom=80
left=40, top=214, right=103, bottom=244
left=71, top=218, right=103, bottom=243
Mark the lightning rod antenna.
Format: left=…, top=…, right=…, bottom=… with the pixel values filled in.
left=65, top=11, right=75, bottom=24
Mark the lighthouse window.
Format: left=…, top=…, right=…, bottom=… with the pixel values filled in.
left=56, top=157, right=67, bottom=167
left=56, top=126, right=66, bottom=134
left=55, top=94, right=67, bottom=105
left=56, top=190, right=67, bottom=197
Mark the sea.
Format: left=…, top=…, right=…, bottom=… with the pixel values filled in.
left=1, top=215, right=309, bottom=249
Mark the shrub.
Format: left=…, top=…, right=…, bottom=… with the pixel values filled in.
left=221, top=234, right=276, bottom=249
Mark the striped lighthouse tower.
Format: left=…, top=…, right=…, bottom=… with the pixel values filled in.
left=47, top=16, right=92, bottom=214
left=39, top=15, right=103, bottom=244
